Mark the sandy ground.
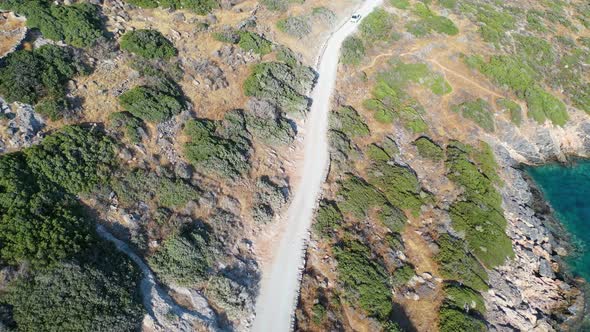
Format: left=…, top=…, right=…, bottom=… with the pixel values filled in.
left=251, top=1, right=385, bottom=331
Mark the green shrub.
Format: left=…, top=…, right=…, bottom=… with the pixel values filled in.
left=277, top=16, right=312, bottom=38
left=526, top=10, right=547, bottom=32
left=464, top=54, right=568, bottom=125
left=0, top=45, right=88, bottom=106
left=313, top=200, right=343, bottom=239
left=341, top=36, right=366, bottom=66
left=108, top=112, right=145, bottom=143
left=120, top=29, right=177, bottom=59
left=238, top=31, right=272, bottom=55
left=446, top=142, right=513, bottom=268
left=4, top=257, right=144, bottom=331
left=311, top=303, right=327, bottom=325
left=406, top=3, right=459, bottom=36
left=243, top=62, right=315, bottom=114
left=515, top=34, right=556, bottom=68
left=452, top=99, right=495, bottom=132
left=118, top=82, right=184, bottom=122
left=125, top=0, right=218, bottom=14
left=334, top=238, right=392, bottom=321
left=112, top=169, right=199, bottom=208
left=366, top=144, right=391, bottom=162
left=330, top=106, right=370, bottom=138
left=359, top=8, right=396, bottom=42
left=390, top=0, right=409, bottom=9
left=2, top=1, right=104, bottom=48
left=497, top=98, right=522, bottom=126
left=184, top=114, right=251, bottom=178
left=435, top=234, right=489, bottom=291
left=443, top=284, right=485, bottom=315
left=260, top=0, right=303, bottom=11
left=149, top=227, right=212, bottom=286
left=35, top=98, right=68, bottom=121
left=414, top=137, right=444, bottom=160
left=367, top=161, right=430, bottom=216
left=391, top=264, right=415, bottom=288
left=244, top=110, right=295, bottom=146
left=467, top=3, right=516, bottom=43
left=25, top=126, right=115, bottom=194
left=439, top=306, right=486, bottom=332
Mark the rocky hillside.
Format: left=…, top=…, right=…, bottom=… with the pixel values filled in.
left=296, top=0, right=589, bottom=331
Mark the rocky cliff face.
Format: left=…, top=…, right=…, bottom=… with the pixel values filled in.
left=484, top=114, right=590, bottom=331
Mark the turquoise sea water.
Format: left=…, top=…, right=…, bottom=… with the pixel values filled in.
left=526, top=159, right=590, bottom=282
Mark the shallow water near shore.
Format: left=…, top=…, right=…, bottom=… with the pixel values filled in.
left=525, top=159, right=590, bottom=282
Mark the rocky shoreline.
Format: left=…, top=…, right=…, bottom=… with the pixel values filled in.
left=486, top=117, right=590, bottom=331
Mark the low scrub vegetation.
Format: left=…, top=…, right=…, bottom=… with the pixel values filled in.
left=277, top=16, right=312, bottom=38
left=215, top=30, right=273, bottom=55
left=435, top=234, right=489, bottom=291
left=406, top=3, right=459, bottom=37
left=364, top=61, right=450, bottom=131
left=330, top=106, right=370, bottom=138
left=446, top=142, right=513, bottom=268
left=1, top=1, right=104, bottom=48
left=149, top=226, right=212, bottom=286
left=452, top=99, right=495, bottom=132
left=413, top=137, right=444, bottom=161
left=334, top=237, right=392, bottom=321
left=465, top=54, right=568, bottom=125
left=112, top=169, right=199, bottom=208
left=120, top=29, right=177, bottom=60
left=360, top=8, right=397, bottom=42
left=0, top=45, right=89, bottom=114
left=313, top=201, right=343, bottom=239
left=341, top=36, right=366, bottom=66
left=108, top=112, right=146, bottom=143
left=244, top=61, right=315, bottom=115
left=125, top=0, right=218, bottom=14
left=367, top=161, right=431, bottom=216
left=260, top=0, right=303, bottom=11
left=497, top=98, right=522, bottom=126
left=184, top=111, right=251, bottom=178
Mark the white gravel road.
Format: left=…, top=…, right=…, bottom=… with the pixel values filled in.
left=251, top=1, right=384, bottom=331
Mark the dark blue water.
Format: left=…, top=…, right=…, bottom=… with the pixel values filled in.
left=526, top=159, right=590, bottom=281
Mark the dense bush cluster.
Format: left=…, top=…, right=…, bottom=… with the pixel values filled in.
left=1, top=1, right=104, bottom=48
left=184, top=111, right=252, bottom=178
left=438, top=283, right=486, bottom=331
left=367, top=161, right=432, bottom=216
left=435, top=234, right=488, bottom=291
left=446, top=141, right=513, bottom=268
left=112, top=169, right=199, bottom=208
left=120, top=29, right=177, bottom=59
left=149, top=226, right=212, bottom=286
left=244, top=61, right=316, bottom=115
left=0, top=45, right=89, bottom=116
left=413, top=137, right=444, bottom=161
left=330, top=106, right=370, bottom=138
left=119, top=79, right=185, bottom=122
left=0, top=126, right=144, bottom=331
left=313, top=200, right=343, bottom=239
left=126, top=0, right=218, bottom=14
left=405, top=2, right=459, bottom=37
left=334, top=238, right=392, bottom=320
left=25, top=126, right=116, bottom=194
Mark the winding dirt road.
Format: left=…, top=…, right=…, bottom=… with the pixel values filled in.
left=251, top=1, right=384, bottom=331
